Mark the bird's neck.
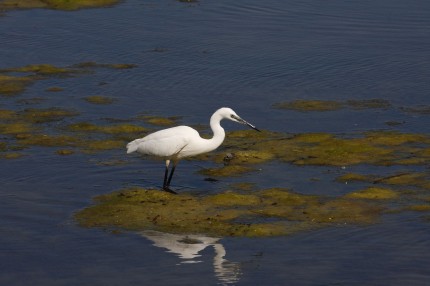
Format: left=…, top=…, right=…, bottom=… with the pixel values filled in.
left=207, top=113, right=226, bottom=150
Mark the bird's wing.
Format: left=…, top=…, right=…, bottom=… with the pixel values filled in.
left=127, top=126, right=198, bottom=158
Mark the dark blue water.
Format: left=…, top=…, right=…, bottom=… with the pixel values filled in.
left=1, top=0, right=430, bottom=285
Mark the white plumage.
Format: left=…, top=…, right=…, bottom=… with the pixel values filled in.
left=126, top=107, right=260, bottom=193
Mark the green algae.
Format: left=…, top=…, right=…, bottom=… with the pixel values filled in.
left=198, top=165, right=256, bottom=177
left=17, top=134, right=79, bottom=147
left=0, top=62, right=136, bottom=96
left=0, top=74, right=33, bottom=95
left=84, top=95, right=115, bottom=105
left=0, top=0, right=120, bottom=11
left=45, top=86, right=64, bottom=92
left=140, top=116, right=180, bottom=127
left=403, top=205, right=430, bottom=212
left=75, top=187, right=383, bottom=237
left=56, top=149, right=74, bottom=155
left=346, top=99, right=391, bottom=109
left=0, top=152, right=24, bottom=159
left=21, top=108, right=78, bottom=123
left=336, top=172, right=430, bottom=191
left=0, top=109, right=16, bottom=120
left=72, top=62, right=137, bottom=69
left=84, top=139, right=124, bottom=151
left=345, top=187, right=399, bottom=200
left=273, top=100, right=343, bottom=112
left=0, top=122, right=33, bottom=134
left=273, top=99, right=392, bottom=112
left=223, top=130, right=430, bottom=167
left=4, top=64, right=70, bottom=75
left=67, top=122, right=146, bottom=134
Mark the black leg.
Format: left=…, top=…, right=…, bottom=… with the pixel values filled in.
left=163, top=164, right=169, bottom=188
left=162, top=160, right=177, bottom=194
left=166, top=162, right=177, bottom=187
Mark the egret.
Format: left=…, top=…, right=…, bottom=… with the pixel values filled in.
left=126, top=107, right=260, bottom=193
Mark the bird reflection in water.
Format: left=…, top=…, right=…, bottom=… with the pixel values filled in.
left=141, top=230, right=241, bottom=284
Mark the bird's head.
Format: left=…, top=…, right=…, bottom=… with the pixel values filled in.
left=218, top=107, right=261, bottom=132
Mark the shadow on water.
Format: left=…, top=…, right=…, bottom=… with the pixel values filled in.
left=141, top=230, right=241, bottom=284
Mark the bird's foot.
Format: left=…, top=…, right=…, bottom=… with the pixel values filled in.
left=162, top=186, right=177, bottom=194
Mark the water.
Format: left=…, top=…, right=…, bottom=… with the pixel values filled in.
left=1, top=0, right=430, bottom=285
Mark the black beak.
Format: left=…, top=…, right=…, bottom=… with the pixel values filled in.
left=237, top=117, right=261, bottom=132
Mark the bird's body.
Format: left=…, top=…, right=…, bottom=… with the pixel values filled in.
left=127, top=107, right=259, bottom=193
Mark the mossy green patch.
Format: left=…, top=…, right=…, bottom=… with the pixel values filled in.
left=0, top=74, right=33, bottom=95
left=0, top=109, right=16, bottom=120
left=72, top=62, right=137, bottom=69
left=75, top=187, right=383, bottom=237
left=84, top=95, right=115, bottom=105
left=56, top=149, right=74, bottom=155
left=198, top=165, right=256, bottom=177
left=17, top=134, right=79, bottom=147
left=0, top=0, right=120, bottom=11
left=222, top=130, right=430, bottom=167
left=345, top=187, right=399, bottom=200
left=273, top=99, right=391, bottom=112
left=5, top=64, right=70, bottom=75
left=336, top=173, right=377, bottom=183
left=346, top=99, right=391, bottom=109
left=0, top=152, right=24, bottom=159
left=21, top=108, right=78, bottom=123
left=45, top=86, right=64, bottom=92
left=84, top=139, right=124, bottom=151
left=337, top=172, right=430, bottom=191
left=141, top=116, right=179, bottom=127
left=0, top=122, right=33, bottom=134
left=404, top=205, right=430, bottom=212
left=273, top=100, right=343, bottom=112
left=67, top=122, right=146, bottom=134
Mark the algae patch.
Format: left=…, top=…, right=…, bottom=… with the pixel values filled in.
left=273, top=99, right=392, bottom=112
left=0, top=0, right=120, bottom=11
left=84, top=95, right=115, bottom=105
left=75, top=188, right=383, bottom=237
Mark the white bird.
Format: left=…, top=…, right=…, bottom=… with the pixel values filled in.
left=126, top=107, right=260, bottom=193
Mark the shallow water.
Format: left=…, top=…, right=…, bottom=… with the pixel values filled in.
left=1, top=0, right=430, bottom=285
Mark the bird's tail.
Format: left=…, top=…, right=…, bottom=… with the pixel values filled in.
left=126, top=140, right=139, bottom=154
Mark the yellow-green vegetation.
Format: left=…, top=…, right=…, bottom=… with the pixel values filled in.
left=0, top=74, right=33, bottom=95
left=45, top=86, right=64, bottom=92
left=17, top=134, right=79, bottom=147
left=22, top=108, right=78, bottom=123
left=84, top=139, right=124, bottom=151
left=3, top=64, right=70, bottom=75
left=273, top=100, right=343, bottom=112
left=199, top=165, right=256, bottom=177
left=273, top=99, right=392, bottom=112
left=75, top=187, right=383, bottom=237
left=0, top=152, right=24, bottom=159
left=0, top=122, right=33, bottom=134
left=346, top=99, right=391, bottom=109
left=345, top=187, right=399, bottom=200
left=84, top=95, right=115, bottom=105
left=0, top=0, right=120, bottom=11
left=67, top=122, right=146, bottom=134
left=72, top=62, right=137, bottom=69
left=337, top=172, right=430, bottom=190
left=221, top=130, right=430, bottom=167
left=0, top=62, right=137, bottom=96
left=56, top=149, right=74, bottom=155
left=140, top=115, right=180, bottom=127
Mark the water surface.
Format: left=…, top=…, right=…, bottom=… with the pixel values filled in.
left=1, top=0, right=430, bottom=285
